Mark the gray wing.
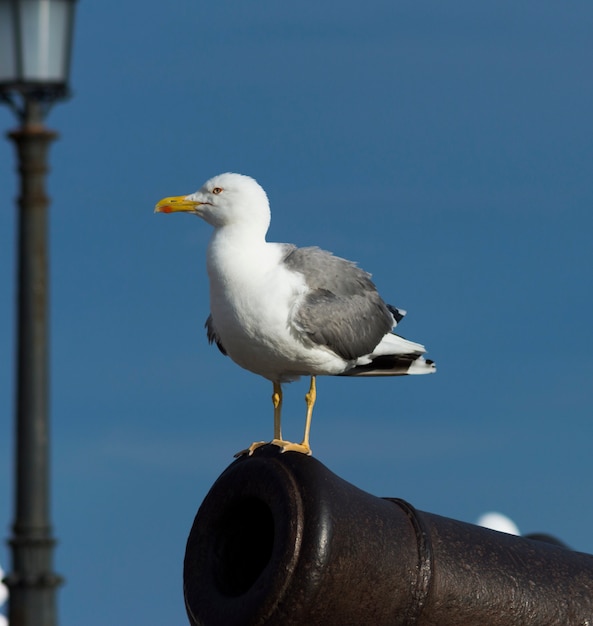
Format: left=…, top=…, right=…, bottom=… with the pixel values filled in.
left=205, top=314, right=227, bottom=356
left=283, top=246, right=396, bottom=361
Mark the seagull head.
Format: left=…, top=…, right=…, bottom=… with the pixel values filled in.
left=155, top=172, right=271, bottom=233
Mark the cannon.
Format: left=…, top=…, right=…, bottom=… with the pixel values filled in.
left=184, top=445, right=593, bottom=625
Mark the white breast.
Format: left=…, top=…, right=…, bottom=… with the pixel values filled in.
left=206, top=234, right=347, bottom=381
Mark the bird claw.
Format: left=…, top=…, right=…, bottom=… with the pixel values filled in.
left=234, top=441, right=267, bottom=458
left=275, top=440, right=312, bottom=456
left=234, top=439, right=312, bottom=457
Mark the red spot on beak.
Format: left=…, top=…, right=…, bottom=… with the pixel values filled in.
left=161, top=206, right=173, bottom=213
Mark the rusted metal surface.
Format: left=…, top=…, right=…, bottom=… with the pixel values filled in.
left=184, top=445, right=593, bottom=625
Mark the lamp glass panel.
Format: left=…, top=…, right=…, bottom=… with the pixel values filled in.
left=20, top=0, right=72, bottom=82
left=0, top=0, right=18, bottom=82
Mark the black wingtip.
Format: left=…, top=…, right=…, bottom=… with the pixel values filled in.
left=387, top=304, right=406, bottom=324
left=205, top=314, right=228, bottom=356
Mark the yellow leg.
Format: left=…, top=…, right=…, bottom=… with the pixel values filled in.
left=235, top=379, right=313, bottom=457
left=302, top=375, right=316, bottom=450
left=234, top=382, right=282, bottom=457
left=273, top=375, right=315, bottom=455
left=272, top=381, right=282, bottom=440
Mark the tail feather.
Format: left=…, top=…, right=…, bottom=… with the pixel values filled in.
left=341, top=330, right=436, bottom=377
left=342, top=354, right=435, bottom=377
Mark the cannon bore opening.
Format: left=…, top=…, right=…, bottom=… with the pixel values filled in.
left=213, top=497, right=275, bottom=597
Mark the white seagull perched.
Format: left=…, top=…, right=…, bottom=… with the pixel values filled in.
left=155, top=173, right=435, bottom=455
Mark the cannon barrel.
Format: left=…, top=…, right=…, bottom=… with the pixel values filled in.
left=184, top=445, right=593, bottom=625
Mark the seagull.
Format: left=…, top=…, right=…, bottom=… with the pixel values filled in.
left=155, top=173, right=435, bottom=455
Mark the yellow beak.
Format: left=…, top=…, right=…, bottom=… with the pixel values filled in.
left=154, top=195, right=200, bottom=214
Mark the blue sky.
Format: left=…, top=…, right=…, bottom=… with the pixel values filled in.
left=1, top=1, right=592, bottom=624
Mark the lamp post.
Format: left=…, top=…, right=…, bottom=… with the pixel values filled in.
left=0, top=1, right=77, bottom=624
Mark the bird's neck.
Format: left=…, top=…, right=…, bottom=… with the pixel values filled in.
left=206, top=225, right=271, bottom=282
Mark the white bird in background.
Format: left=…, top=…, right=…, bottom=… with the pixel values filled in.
left=0, top=563, right=8, bottom=626
left=477, top=512, right=520, bottom=536
left=155, top=173, right=435, bottom=455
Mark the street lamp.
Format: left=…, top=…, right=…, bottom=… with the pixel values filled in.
left=0, top=1, right=77, bottom=624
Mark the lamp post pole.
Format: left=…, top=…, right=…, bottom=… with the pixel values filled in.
left=1, top=0, right=78, bottom=622
left=4, top=100, right=62, bottom=626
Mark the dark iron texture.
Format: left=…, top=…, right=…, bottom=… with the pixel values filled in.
left=184, top=445, right=593, bottom=625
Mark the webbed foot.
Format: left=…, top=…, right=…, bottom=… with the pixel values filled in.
left=234, top=439, right=312, bottom=457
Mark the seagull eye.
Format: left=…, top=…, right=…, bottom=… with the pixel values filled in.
left=212, top=187, right=223, bottom=195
